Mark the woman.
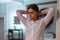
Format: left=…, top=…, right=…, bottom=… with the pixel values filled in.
left=16, top=4, right=54, bottom=40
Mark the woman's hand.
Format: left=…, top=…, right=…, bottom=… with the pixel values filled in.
left=39, top=8, right=54, bottom=15
left=40, top=8, right=49, bottom=14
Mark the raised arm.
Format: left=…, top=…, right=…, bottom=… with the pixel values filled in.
left=43, top=8, right=54, bottom=26
left=16, top=10, right=28, bottom=26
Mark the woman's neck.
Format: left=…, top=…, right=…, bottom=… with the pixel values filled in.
left=32, top=17, right=39, bottom=21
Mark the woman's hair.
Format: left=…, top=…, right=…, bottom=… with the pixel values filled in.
left=27, top=4, right=39, bottom=12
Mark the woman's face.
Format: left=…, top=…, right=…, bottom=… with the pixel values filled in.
left=28, top=8, right=39, bottom=20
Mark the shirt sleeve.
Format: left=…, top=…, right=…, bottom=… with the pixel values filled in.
left=43, top=8, right=54, bottom=26
left=16, top=12, right=27, bottom=26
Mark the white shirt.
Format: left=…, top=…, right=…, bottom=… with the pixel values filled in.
left=17, top=8, right=54, bottom=40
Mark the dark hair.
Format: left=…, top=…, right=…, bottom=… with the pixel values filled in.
left=27, top=4, right=39, bottom=12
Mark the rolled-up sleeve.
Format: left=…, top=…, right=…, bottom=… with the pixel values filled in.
left=43, top=8, right=54, bottom=26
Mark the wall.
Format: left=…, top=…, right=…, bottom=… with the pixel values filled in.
left=56, top=0, right=60, bottom=40
left=0, top=4, right=6, bottom=17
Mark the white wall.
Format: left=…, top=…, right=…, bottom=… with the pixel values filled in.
left=0, top=4, right=6, bottom=17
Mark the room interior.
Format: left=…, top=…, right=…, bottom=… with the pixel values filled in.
left=0, top=0, right=57, bottom=40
